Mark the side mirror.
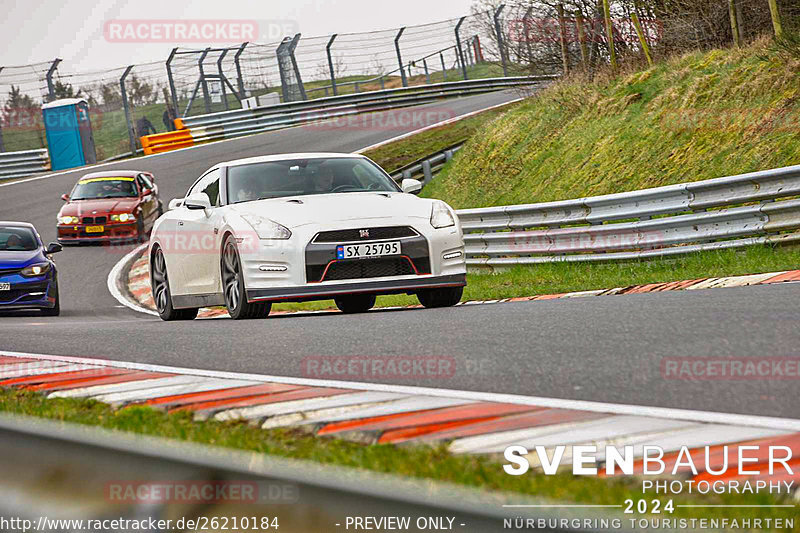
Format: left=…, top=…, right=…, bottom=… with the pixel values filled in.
left=168, top=198, right=184, bottom=210
left=46, top=242, right=63, bottom=254
left=141, top=188, right=153, bottom=197
left=61, top=194, right=70, bottom=202
left=184, top=192, right=211, bottom=211
left=401, top=179, right=423, bottom=195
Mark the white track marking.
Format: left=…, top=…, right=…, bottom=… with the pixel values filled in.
left=355, top=98, right=523, bottom=154
left=94, top=378, right=259, bottom=405
left=106, top=242, right=157, bottom=316
left=48, top=375, right=203, bottom=399
left=0, top=363, right=93, bottom=380
left=261, top=393, right=411, bottom=429
left=3, top=350, right=800, bottom=431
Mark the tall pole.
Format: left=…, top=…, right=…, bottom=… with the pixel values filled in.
left=395, top=27, right=408, bottom=87
left=524, top=7, right=534, bottom=68
left=768, top=0, right=783, bottom=38
left=602, top=0, right=618, bottom=69
left=557, top=4, right=570, bottom=75
left=166, top=48, right=179, bottom=115
left=0, top=67, right=4, bottom=152
left=287, top=34, right=306, bottom=100
left=494, top=5, right=508, bottom=77
left=120, top=65, right=137, bottom=156
left=234, top=42, right=248, bottom=100
left=631, top=12, right=653, bottom=66
left=455, top=17, right=468, bottom=80
left=198, top=48, right=211, bottom=114
left=46, top=58, right=62, bottom=102
left=326, top=34, right=338, bottom=96
left=576, top=11, right=589, bottom=68
left=440, top=52, right=447, bottom=81
left=217, top=49, right=229, bottom=111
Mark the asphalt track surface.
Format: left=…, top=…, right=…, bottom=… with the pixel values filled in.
left=1, top=90, right=798, bottom=420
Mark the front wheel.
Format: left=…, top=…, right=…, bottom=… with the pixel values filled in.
left=151, top=247, right=198, bottom=321
left=417, top=286, right=463, bottom=309
left=41, top=280, right=60, bottom=317
left=335, top=294, right=376, bottom=314
left=221, top=236, right=271, bottom=320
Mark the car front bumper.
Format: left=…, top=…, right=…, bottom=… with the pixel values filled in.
left=0, top=273, right=57, bottom=310
left=57, top=222, right=138, bottom=242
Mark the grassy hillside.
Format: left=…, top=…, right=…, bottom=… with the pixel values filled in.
left=422, top=38, right=800, bottom=208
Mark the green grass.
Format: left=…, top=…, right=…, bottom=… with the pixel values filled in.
left=271, top=244, right=800, bottom=313
left=421, top=38, right=800, bottom=208
left=0, top=387, right=795, bottom=530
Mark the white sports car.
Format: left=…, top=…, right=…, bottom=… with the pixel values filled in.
left=149, top=153, right=466, bottom=320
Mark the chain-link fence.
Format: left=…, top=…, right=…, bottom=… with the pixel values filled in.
left=1, top=0, right=797, bottom=161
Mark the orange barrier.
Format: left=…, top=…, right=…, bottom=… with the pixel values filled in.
left=139, top=129, right=194, bottom=155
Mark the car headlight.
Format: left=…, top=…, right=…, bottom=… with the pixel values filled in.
left=58, top=216, right=79, bottom=225
left=430, top=201, right=456, bottom=229
left=21, top=262, right=52, bottom=277
left=241, top=214, right=291, bottom=240
left=111, top=213, right=136, bottom=222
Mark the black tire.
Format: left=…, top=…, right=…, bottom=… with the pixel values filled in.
left=334, top=294, right=376, bottom=314
left=157, top=201, right=164, bottom=218
left=151, top=247, right=198, bottom=321
left=417, top=286, right=464, bottom=309
left=41, top=280, right=60, bottom=317
left=221, top=236, right=271, bottom=320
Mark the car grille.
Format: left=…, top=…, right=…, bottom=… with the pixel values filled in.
left=312, top=226, right=417, bottom=243
left=0, top=283, right=48, bottom=303
left=81, top=216, right=107, bottom=224
left=308, top=257, right=417, bottom=282
left=0, top=268, right=21, bottom=276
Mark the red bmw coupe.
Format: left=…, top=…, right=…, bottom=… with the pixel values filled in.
left=57, top=170, right=163, bottom=243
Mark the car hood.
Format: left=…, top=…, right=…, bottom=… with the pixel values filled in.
left=60, top=198, right=139, bottom=216
left=228, top=193, right=432, bottom=228
left=0, top=249, right=44, bottom=268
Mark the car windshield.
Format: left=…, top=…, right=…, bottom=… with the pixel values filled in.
left=0, top=226, right=38, bottom=252
left=70, top=177, right=138, bottom=200
left=228, top=157, right=400, bottom=204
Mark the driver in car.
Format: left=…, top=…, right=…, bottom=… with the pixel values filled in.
left=311, top=168, right=335, bottom=193
left=236, top=181, right=259, bottom=202
left=4, top=234, right=22, bottom=250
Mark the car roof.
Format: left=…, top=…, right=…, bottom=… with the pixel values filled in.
left=219, top=153, right=368, bottom=169
left=0, top=221, right=36, bottom=229
left=78, top=170, right=144, bottom=180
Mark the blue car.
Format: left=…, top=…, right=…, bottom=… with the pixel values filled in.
left=0, top=222, right=62, bottom=316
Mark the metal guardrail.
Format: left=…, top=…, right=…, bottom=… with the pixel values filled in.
left=456, top=164, right=800, bottom=266
left=390, top=142, right=465, bottom=184
left=0, top=413, right=622, bottom=533
left=0, top=149, right=51, bottom=180
left=175, top=77, right=552, bottom=145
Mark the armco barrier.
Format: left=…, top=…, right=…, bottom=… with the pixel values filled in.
left=0, top=148, right=50, bottom=180
left=390, top=142, right=465, bottom=185
left=457, top=164, right=800, bottom=266
left=139, top=129, right=195, bottom=155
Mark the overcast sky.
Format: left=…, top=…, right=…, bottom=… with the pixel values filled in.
left=2, top=0, right=477, bottom=73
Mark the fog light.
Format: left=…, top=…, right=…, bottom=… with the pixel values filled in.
left=259, top=265, right=287, bottom=272
left=443, top=251, right=463, bottom=260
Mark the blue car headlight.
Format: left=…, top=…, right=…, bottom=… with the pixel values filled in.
left=21, top=262, right=52, bottom=277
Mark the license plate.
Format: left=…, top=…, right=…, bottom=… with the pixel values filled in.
left=85, top=225, right=104, bottom=233
left=337, top=241, right=400, bottom=259
left=0, top=283, right=10, bottom=291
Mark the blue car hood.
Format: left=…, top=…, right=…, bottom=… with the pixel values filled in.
left=0, top=250, right=45, bottom=268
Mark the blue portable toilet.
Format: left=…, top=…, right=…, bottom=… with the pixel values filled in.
left=42, top=98, right=97, bottom=170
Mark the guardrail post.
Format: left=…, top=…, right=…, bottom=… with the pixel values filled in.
left=421, top=160, right=433, bottom=184
left=494, top=5, right=508, bottom=77
left=45, top=58, right=62, bottom=102
left=326, top=34, right=338, bottom=96
left=165, top=48, right=180, bottom=116
left=455, top=17, right=468, bottom=80
left=440, top=52, right=447, bottom=81
left=234, top=42, right=248, bottom=100
left=198, top=48, right=212, bottom=113
left=120, top=65, right=137, bottom=156
left=395, top=28, right=408, bottom=87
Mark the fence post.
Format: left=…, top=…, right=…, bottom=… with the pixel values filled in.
left=523, top=6, right=534, bottom=67
left=575, top=12, right=589, bottom=68
left=165, top=48, right=180, bottom=116
left=494, top=5, right=509, bottom=77
left=326, top=34, right=338, bottom=96
left=440, top=52, right=448, bottom=81
left=395, top=27, right=408, bottom=87
left=768, top=0, right=783, bottom=38
left=423, top=58, right=430, bottom=84
left=45, top=59, right=62, bottom=102
left=198, top=48, right=212, bottom=113
left=120, top=65, right=137, bottom=156
left=234, top=42, right=248, bottom=100
left=288, top=34, right=307, bottom=100
left=455, top=17, right=468, bottom=80
left=557, top=4, right=570, bottom=75
left=0, top=67, right=4, bottom=152
left=217, top=49, right=229, bottom=111
left=602, top=0, right=618, bottom=69
left=631, top=12, right=653, bottom=66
